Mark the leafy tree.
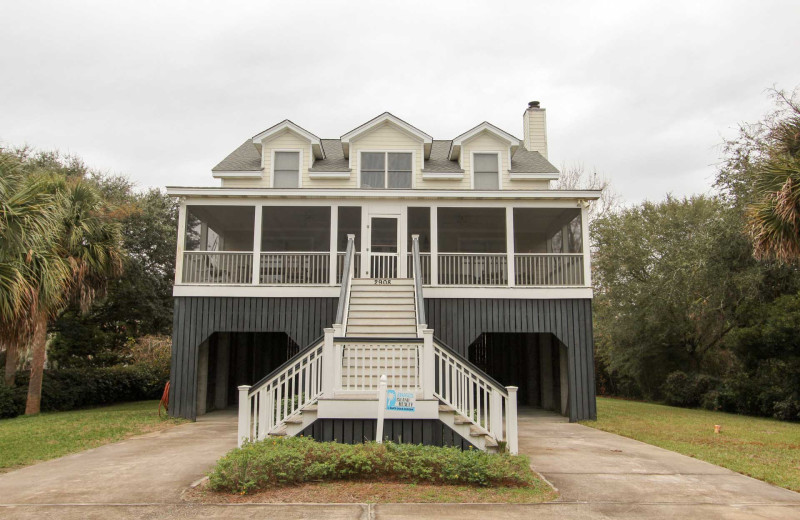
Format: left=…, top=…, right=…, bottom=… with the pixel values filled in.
left=717, top=88, right=800, bottom=263
left=592, top=196, right=763, bottom=398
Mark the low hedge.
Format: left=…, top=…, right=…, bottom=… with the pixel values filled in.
left=209, top=436, right=536, bottom=494
left=0, top=364, right=167, bottom=418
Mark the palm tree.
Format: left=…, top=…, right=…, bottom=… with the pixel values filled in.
left=748, top=110, right=800, bottom=263
left=0, top=153, right=63, bottom=387
left=23, top=177, right=123, bottom=414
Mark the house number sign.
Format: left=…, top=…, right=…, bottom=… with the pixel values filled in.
left=374, top=279, right=392, bottom=285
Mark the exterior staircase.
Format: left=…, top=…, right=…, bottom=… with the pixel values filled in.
left=237, top=236, right=518, bottom=454
left=345, top=279, right=417, bottom=338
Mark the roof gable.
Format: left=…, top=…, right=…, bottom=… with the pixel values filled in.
left=449, top=122, right=520, bottom=160
left=340, top=112, right=432, bottom=159
left=251, top=120, right=325, bottom=159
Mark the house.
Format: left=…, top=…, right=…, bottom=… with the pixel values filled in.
left=167, top=101, right=599, bottom=453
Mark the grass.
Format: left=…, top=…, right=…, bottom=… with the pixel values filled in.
left=582, top=397, right=800, bottom=491
left=0, top=400, right=186, bottom=472
left=188, top=478, right=556, bottom=504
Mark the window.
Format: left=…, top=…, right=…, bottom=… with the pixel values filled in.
left=473, top=153, right=499, bottom=190
left=360, top=152, right=412, bottom=189
left=273, top=151, right=300, bottom=188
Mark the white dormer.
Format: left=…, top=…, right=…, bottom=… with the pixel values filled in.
left=340, top=112, right=433, bottom=160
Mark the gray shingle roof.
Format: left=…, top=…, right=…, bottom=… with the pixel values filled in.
left=211, top=140, right=261, bottom=172
left=510, top=147, right=559, bottom=173
left=211, top=135, right=559, bottom=175
left=309, top=140, right=350, bottom=172
left=422, top=140, right=464, bottom=173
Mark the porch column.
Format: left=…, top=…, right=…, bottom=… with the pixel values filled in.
left=506, top=207, right=515, bottom=287
left=430, top=207, right=438, bottom=286
left=329, top=205, right=338, bottom=285
left=174, top=200, right=187, bottom=285
left=252, top=205, right=262, bottom=285
left=581, top=204, right=591, bottom=286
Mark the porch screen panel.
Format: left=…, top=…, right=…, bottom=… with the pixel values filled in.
left=407, top=207, right=431, bottom=252
left=473, top=153, right=499, bottom=190
left=437, top=208, right=506, bottom=253
left=513, top=208, right=582, bottom=254
left=337, top=206, right=362, bottom=251
left=261, top=206, right=330, bottom=251
left=273, top=151, right=300, bottom=188
left=184, top=205, right=255, bottom=251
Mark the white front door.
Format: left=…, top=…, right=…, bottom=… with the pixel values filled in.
left=367, top=216, right=399, bottom=279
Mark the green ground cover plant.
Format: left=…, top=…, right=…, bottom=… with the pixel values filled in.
left=0, top=400, right=184, bottom=471
left=583, top=397, right=800, bottom=491
left=208, top=436, right=541, bottom=495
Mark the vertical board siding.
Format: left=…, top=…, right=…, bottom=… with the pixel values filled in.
left=169, top=297, right=338, bottom=420
left=300, top=419, right=477, bottom=450
left=424, top=298, right=596, bottom=422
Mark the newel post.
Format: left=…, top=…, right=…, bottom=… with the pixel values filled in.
left=505, top=385, right=519, bottom=455
left=321, top=328, right=335, bottom=398
left=490, top=388, right=503, bottom=440
left=422, top=329, right=435, bottom=399
left=237, top=385, right=251, bottom=447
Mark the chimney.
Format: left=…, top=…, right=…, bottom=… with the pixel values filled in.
left=523, top=101, right=548, bottom=158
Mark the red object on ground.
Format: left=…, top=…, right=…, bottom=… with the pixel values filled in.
left=159, top=381, right=170, bottom=417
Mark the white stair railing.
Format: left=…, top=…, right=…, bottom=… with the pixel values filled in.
left=432, top=339, right=518, bottom=454
left=238, top=338, right=325, bottom=446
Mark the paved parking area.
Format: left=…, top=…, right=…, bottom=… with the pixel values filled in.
left=1, top=407, right=798, bottom=519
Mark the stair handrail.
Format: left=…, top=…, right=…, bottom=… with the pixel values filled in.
left=431, top=336, right=518, bottom=453
left=411, top=234, right=426, bottom=327
left=335, top=234, right=356, bottom=332
left=238, top=336, right=326, bottom=445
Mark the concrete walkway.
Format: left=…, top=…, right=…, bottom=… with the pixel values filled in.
left=1, top=408, right=799, bottom=519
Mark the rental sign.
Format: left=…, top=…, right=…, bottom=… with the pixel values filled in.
left=386, top=389, right=415, bottom=412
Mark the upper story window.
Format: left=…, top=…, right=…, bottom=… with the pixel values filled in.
left=361, top=152, right=412, bottom=189
left=273, top=151, right=300, bottom=188
left=473, top=153, right=500, bottom=190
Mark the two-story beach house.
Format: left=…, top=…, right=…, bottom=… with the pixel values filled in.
left=167, top=102, right=599, bottom=453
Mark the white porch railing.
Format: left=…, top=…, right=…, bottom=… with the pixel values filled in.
left=182, top=251, right=252, bottom=284
left=370, top=253, right=398, bottom=278
left=336, top=252, right=362, bottom=283
left=438, top=253, right=508, bottom=286
left=337, top=341, right=422, bottom=392
left=238, top=338, right=324, bottom=443
left=259, top=252, right=330, bottom=284
left=433, top=341, right=517, bottom=453
left=515, top=253, right=584, bottom=286
left=406, top=252, right=431, bottom=285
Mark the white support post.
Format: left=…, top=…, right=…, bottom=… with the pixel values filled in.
left=252, top=205, right=263, bottom=285
left=334, top=342, right=343, bottom=392
left=329, top=205, right=338, bottom=285
left=422, top=329, right=435, bottom=400
left=430, top=207, right=438, bottom=286
left=506, top=206, right=515, bottom=287
left=174, top=201, right=187, bottom=285
left=321, top=328, right=335, bottom=398
left=490, top=388, right=503, bottom=441
left=581, top=204, right=591, bottom=287
left=376, top=374, right=387, bottom=443
left=505, top=385, right=519, bottom=455
left=237, top=385, right=251, bottom=447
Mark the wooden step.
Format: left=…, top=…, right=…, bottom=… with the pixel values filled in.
left=344, top=332, right=418, bottom=338
left=469, top=424, right=491, bottom=437
left=348, top=310, right=416, bottom=319
left=348, top=304, right=415, bottom=312
left=349, top=297, right=415, bottom=305
left=352, top=279, right=413, bottom=285
left=349, top=284, right=415, bottom=292
left=347, top=318, right=417, bottom=326
left=484, top=436, right=498, bottom=448
left=453, top=415, right=471, bottom=425
left=284, top=415, right=304, bottom=424
left=438, top=404, right=455, bottom=413
left=268, top=426, right=287, bottom=437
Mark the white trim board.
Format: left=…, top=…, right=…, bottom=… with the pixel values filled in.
left=166, top=187, right=602, bottom=200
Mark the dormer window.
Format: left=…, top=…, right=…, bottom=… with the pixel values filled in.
left=273, top=151, right=300, bottom=188
left=360, top=152, right=412, bottom=189
left=473, top=153, right=500, bottom=190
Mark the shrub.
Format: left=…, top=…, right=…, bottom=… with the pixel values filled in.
left=1, top=364, right=167, bottom=419
left=208, top=437, right=535, bottom=494
left=661, top=371, right=719, bottom=408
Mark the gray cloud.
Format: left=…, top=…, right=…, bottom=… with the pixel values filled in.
left=2, top=0, right=799, bottom=202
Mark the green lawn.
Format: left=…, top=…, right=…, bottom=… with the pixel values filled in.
left=0, top=400, right=185, bottom=472
left=582, top=397, right=800, bottom=491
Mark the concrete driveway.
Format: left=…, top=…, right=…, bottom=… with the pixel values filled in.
left=1, top=408, right=799, bottom=519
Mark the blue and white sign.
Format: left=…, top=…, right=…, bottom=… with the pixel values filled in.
left=386, top=389, right=415, bottom=412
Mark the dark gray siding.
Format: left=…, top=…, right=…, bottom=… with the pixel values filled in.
left=424, top=298, right=596, bottom=422
left=299, top=419, right=477, bottom=449
left=169, top=297, right=337, bottom=420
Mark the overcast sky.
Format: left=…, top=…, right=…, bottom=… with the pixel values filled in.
left=1, top=0, right=799, bottom=202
